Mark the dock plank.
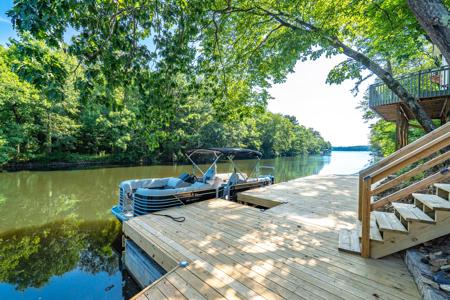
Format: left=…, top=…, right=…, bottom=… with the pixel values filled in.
left=126, top=175, right=420, bottom=300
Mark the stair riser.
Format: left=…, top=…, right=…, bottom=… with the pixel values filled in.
left=371, top=214, right=450, bottom=259
left=415, top=198, right=450, bottom=213
left=437, top=188, right=449, bottom=201
left=381, top=231, right=409, bottom=242
left=394, top=209, right=435, bottom=224
left=435, top=210, right=450, bottom=222
left=413, top=201, right=439, bottom=223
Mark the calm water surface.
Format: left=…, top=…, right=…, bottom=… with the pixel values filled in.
left=0, top=151, right=372, bottom=299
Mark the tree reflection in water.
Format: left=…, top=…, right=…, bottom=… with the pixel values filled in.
left=0, top=219, right=132, bottom=293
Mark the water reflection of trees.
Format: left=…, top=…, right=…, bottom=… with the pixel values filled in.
left=0, top=219, right=121, bottom=291
left=0, top=169, right=120, bottom=231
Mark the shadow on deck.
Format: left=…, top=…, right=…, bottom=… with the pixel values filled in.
left=125, top=175, right=420, bottom=300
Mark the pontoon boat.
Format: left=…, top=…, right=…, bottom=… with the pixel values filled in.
left=111, top=148, right=274, bottom=221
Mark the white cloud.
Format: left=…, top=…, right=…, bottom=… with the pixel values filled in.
left=0, top=17, right=11, bottom=24
left=268, top=55, right=372, bottom=146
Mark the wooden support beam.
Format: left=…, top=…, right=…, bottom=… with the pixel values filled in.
left=358, top=176, right=363, bottom=220
left=440, top=99, right=448, bottom=125
left=360, top=176, right=372, bottom=258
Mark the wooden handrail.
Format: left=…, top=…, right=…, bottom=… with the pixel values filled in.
left=372, top=168, right=449, bottom=209
left=358, top=122, right=450, bottom=220
left=360, top=122, right=450, bottom=176
left=359, top=123, right=450, bottom=258
left=371, top=151, right=450, bottom=196
left=370, top=133, right=449, bottom=182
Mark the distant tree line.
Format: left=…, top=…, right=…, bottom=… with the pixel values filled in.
left=332, top=146, right=371, bottom=152
left=0, top=36, right=330, bottom=166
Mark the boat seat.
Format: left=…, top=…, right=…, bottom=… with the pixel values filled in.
left=207, top=176, right=225, bottom=188
left=165, top=177, right=191, bottom=189
left=228, top=173, right=245, bottom=185
left=178, top=173, right=191, bottom=181
left=203, top=167, right=216, bottom=183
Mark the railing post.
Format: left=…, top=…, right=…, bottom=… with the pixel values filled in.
left=361, top=175, right=372, bottom=258
left=358, top=173, right=363, bottom=221
left=418, top=70, right=421, bottom=97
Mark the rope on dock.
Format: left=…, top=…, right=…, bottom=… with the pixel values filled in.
left=152, top=213, right=186, bottom=222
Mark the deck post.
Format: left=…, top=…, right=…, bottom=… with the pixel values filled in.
left=360, top=176, right=372, bottom=258
left=358, top=174, right=363, bottom=221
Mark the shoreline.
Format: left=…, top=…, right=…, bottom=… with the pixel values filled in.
left=1, top=159, right=153, bottom=172
left=1, top=150, right=372, bottom=172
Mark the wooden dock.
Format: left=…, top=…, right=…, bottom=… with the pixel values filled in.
left=125, top=175, right=420, bottom=299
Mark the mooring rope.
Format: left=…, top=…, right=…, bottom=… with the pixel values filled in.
left=152, top=213, right=186, bottom=222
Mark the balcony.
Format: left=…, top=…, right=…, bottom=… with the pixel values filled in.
left=369, top=66, right=450, bottom=121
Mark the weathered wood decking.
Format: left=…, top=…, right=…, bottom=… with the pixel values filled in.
left=126, top=175, right=420, bottom=299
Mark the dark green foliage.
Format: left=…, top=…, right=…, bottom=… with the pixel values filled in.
left=0, top=37, right=329, bottom=166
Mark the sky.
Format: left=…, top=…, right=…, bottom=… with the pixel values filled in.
left=268, top=56, right=371, bottom=146
left=0, top=1, right=370, bottom=146
left=0, top=1, right=15, bottom=45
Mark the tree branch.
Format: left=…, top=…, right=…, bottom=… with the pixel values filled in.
left=213, top=4, right=435, bottom=132
left=212, top=13, right=228, bottom=95
left=245, top=24, right=283, bottom=57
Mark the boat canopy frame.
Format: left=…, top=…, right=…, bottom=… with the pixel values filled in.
left=185, top=148, right=264, bottom=180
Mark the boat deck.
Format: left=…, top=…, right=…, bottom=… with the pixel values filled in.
left=126, top=175, right=419, bottom=300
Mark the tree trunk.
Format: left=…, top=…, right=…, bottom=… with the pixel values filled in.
left=407, top=0, right=450, bottom=64
left=332, top=39, right=436, bottom=133
left=46, top=111, right=52, bottom=154
left=396, top=106, right=409, bottom=149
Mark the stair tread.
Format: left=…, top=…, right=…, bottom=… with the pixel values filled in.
left=434, top=183, right=450, bottom=192
left=392, top=203, right=435, bottom=223
left=413, top=193, right=450, bottom=211
left=372, top=211, right=408, bottom=233
left=338, top=229, right=361, bottom=254
left=357, top=219, right=383, bottom=242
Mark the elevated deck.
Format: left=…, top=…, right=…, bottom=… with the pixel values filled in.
left=126, top=175, right=419, bottom=299
left=369, top=66, right=449, bottom=121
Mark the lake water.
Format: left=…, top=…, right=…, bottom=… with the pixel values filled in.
left=0, top=151, right=372, bottom=299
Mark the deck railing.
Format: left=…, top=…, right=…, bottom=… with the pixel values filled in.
left=369, top=66, right=450, bottom=107
left=358, top=122, right=450, bottom=257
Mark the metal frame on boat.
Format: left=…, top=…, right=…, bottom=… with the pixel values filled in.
left=111, top=148, right=274, bottom=221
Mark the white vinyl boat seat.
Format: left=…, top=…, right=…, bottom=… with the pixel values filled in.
left=165, top=177, right=191, bottom=189
left=135, top=181, right=212, bottom=197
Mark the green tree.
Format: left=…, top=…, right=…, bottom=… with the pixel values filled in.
left=0, top=46, right=42, bottom=163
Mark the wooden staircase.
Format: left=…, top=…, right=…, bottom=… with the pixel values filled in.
left=339, top=123, right=450, bottom=258
left=339, top=183, right=450, bottom=258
